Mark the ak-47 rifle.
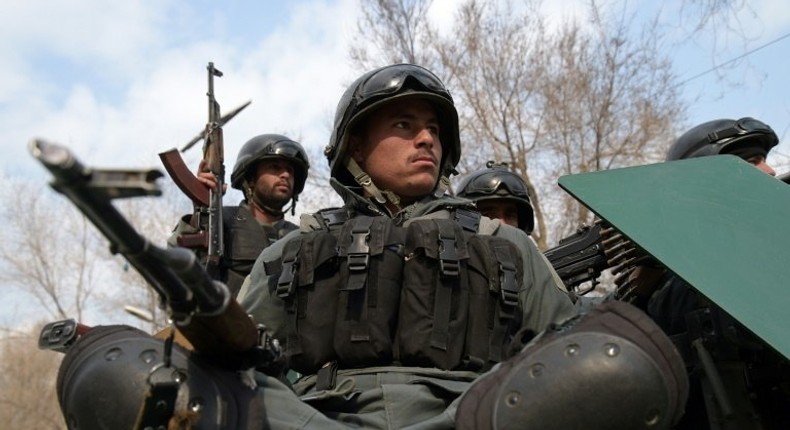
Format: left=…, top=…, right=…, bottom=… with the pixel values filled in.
left=159, top=62, right=250, bottom=280
left=31, top=139, right=279, bottom=370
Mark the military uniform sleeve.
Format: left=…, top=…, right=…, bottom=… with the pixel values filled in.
left=237, top=229, right=301, bottom=341
left=493, top=223, right=578, bottom=333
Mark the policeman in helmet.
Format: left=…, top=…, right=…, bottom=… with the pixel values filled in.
left=666, top=116, right=777, bottom=175
left=627, top=117, right=788, bottom=429
left=456, top=161, right=535, bottom=234
left=229, top=133, right=310, bottom=218
left=238, top=63, right=688, bottom=429
left=628, top=116, right=780, bottom=304
left=169, top=134, right=310, bottom=298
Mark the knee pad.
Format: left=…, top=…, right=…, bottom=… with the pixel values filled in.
left=457, top=301, right=688, bottom=430
left=57, top=325, right=263, bottom=429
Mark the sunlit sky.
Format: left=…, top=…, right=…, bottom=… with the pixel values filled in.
left=1, top=0, right=789, bottom=327
left=3, top=0, right=789, bottom=178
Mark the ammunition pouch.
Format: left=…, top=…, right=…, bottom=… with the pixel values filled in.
left=272, top=208, right=524, bottom=375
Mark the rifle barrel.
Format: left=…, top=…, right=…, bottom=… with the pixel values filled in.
left=29, top=139, right=229, bottom=319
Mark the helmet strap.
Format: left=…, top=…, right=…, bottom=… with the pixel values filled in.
left=246, top=181, right=287, bottom=220
left=434, top=174, right=451, bottom=198
left=346, top=157, right=388, bottom=204
left=346, top=158, right=456, bottom=209
left=251, top=199, right=285, bottom=219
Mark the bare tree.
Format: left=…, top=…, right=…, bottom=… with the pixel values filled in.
left=536, top=2, right=683, bottom=238
left=432, top=0, right=553, bottom=245
left=350, top=0, right=439, bottom=71
left=0, top=325, right=65, bottom=429
left=0, top=168, right=193, bottom=333
left=0, top=179, right=101, bottom=323
left=349, top=0, right=686, bottom=249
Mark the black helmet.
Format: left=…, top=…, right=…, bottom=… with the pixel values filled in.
left=57, top=325, right=262, bottom=429
left=667, top=117, right=778, bottom=161
left=230, top=134, right=310, bottom=196
left=456, top=161, right=535, bottom=233
left=324, top=64, right=460, bottom=194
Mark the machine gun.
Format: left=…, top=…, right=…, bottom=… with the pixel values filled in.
left=31, top=139, right=279, bottom=371
left=544, top=220, right=657, bottom=297
left=158, top=62, right=251, bottom=280
left=544, top=223, right=609, bottom=293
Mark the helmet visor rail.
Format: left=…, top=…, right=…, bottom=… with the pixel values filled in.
left=267, top=141, right=307, bottom=159
left=355, top=64, right=451, bottom=105
left=707, top=117, right=774, bottom=144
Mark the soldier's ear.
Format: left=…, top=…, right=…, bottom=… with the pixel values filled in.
left=349, top=136, right=365, bottom=163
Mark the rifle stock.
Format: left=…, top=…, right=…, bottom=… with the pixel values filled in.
left=30, top=139, right=261, bottom=366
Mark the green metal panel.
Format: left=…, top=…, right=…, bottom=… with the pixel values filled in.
left=558, top=155, right=790, bottom=359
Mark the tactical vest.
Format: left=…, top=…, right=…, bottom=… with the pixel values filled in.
left=222, top=206, right=297, bottom=298
left=267, top=207, right=524, bottom=375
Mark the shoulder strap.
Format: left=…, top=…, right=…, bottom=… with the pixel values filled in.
left=306, top=207, right=349, bottom=233
left=453, top=206, right=482, bottom=233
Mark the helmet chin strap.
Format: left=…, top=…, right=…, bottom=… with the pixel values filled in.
left=345, top=157, right=451, bottom=209
left=245, top=184, right=288, bottom=219
left=434, top=174, right=452, bottom=197
left=346, top=157, right=392, bottom=205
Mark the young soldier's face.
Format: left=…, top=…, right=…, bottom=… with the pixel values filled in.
left=350, top=98, right=443, bottom=203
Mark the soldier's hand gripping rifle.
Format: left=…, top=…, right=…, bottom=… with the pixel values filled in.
left=158, top=62, right=251, bottom=280
left=30, top=139, right=280, bottom=371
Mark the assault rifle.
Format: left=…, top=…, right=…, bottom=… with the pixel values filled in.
left=158, top=62, right=250, bottom=280
left=31, top=139, right=279, bottom=370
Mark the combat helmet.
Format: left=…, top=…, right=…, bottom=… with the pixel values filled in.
left=456, top=161, right=535, bottom=233
left=324, top=63, right=461, bottom=204
left=230, top=134, right=310, bottom=212
left=667, top=117, right=778, bottom=161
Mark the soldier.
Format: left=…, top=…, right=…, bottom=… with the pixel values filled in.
left=169, top=134, right=310, bottom=298
left=238, top=63, right=688, bottom=429
left=625, top=117, right=789, bottom=429
left=455, top=161, right=535, bottom=234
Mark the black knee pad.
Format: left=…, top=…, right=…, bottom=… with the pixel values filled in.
left=457, top=301, right=689, bottom=430
left=57, top=325, right=263, bottom=429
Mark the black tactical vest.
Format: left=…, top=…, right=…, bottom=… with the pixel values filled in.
left=222, top=205, right=297, bottom=298
left=267, top=207, right=524, bottom=375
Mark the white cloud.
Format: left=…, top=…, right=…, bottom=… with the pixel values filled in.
left=1, top=0, right=363, bottom=179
